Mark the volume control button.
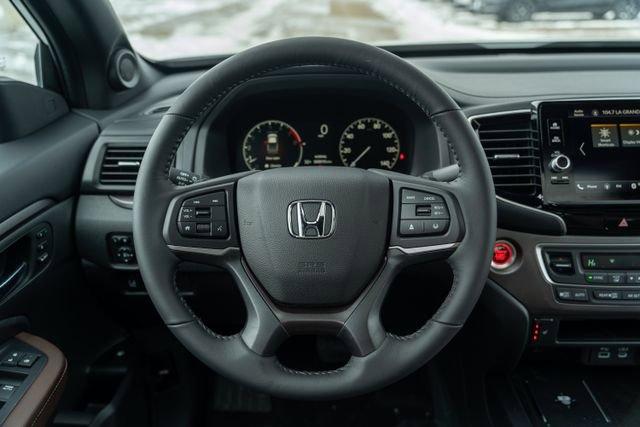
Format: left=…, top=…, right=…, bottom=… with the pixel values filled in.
left=549, top=154, right=571, bottom=172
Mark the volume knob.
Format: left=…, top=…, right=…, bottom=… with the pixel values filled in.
left=550, top=154, right=571, bottom=173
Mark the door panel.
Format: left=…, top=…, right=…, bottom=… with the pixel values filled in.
left=0, top=81, right=125, bottom=423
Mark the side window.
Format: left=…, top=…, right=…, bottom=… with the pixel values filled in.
left=0, top=3, right=39, bottom=86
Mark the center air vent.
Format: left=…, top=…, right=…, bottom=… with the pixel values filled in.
left=99, top=145, right=146, bottom=186
left=471, top=111, right=541, bottom=204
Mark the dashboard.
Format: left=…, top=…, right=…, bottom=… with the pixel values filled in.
left=77, top=55, right=640, bottom=361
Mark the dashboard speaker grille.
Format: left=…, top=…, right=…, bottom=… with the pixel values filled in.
left=99, top=145, right=146, bottom=185
left=471, top=111, right=541, bottom=204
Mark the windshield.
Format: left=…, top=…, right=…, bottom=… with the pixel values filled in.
left=110, top=0, right=640, bottom=60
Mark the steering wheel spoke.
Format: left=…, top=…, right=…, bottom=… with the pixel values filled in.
left=162, top=172, right=253, bottom=266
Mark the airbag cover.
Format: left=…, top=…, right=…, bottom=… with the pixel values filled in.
left=237, top=167, right=389, bottom=306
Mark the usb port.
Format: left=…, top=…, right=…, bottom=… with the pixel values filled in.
left=415, top=205, right=431, bottom=217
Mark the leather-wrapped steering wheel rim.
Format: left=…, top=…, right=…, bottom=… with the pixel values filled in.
left=133, top=37, right=496, bottom=400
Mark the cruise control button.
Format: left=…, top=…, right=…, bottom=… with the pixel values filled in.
left=430, top=203, right=449, bottom=218
left=401, top=204, right=430, bottom=220
left=423, top=220, right=449, bottom=235
left=593, top=290, right=621, bottom=300
left=400, top=220, right=423, bottom=236
left=401, top=189, right=443, bottom=204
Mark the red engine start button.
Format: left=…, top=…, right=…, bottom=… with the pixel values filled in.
left=492, top=240, right=516, bottom=270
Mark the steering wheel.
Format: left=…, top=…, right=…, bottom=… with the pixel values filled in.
left=133, top=37, right=496, bottom=400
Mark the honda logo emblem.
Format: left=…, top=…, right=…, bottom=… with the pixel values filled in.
left=287, top=200, right=336, bottom=239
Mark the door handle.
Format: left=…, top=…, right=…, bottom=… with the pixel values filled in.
left=0, top=261, right=27, bottom=295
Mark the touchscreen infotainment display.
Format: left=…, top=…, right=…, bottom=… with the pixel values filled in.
left=539, top=100, right=640, bottom=205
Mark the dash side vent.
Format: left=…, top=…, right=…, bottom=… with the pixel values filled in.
left=99, top=145, right=146, bottom=186
left=471, top=111, right=541, bottom=203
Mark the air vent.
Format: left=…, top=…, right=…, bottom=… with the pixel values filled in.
left=99, top=145, right=146, bottom=186
left=471, top=111, right=541, bottom=204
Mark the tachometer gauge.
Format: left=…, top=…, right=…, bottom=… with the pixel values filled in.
left=339, top=118, right=400, bottom=170
left=242, top=120, right=304, bottom=170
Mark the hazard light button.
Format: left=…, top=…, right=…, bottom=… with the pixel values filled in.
left=604, top=217, right=639, bottom=232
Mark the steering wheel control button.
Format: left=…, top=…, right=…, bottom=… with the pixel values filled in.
left=179, top=207, right=196, bottom=221
left=423, top=220, right=449, bottom=235
left=401, top=189, right=443, bottom=204
left=212, top=221, right=228, bottom=237
left=196, top=223, right=211, bottom=235
left=415, top=205, right=432, bottom=216
left=178, top=222, right=197, bottom=236
left=211, top=206, right=227, bottom=221
left=430, top=203, right=449, bottom=219
left=400, top=220, right=423, bottom=236
left=195, top=207, right=211, bottom=218
left=183, top=191, right=226, bottom=207
left=492, top=240, right=517, bottom=270
left=399, top=189, right=450, bottom=232
left=178, top=191, right=228, bottom=238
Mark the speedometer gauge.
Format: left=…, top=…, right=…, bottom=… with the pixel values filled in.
left=339, top=118, right=400, bottom=170
left=242, top=120, right=303, bottom=170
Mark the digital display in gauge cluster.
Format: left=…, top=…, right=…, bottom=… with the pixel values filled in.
left=239, top=116, right=407, bottom=171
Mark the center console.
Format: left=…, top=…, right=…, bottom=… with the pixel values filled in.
left=538, top=99, right=640, bottom=234
left=538, top=245, right=640, bottom=305
left=486, top=99, right=640, bottom=363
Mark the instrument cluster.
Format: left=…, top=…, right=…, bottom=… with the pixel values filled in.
left=228, top=92, right=410, bottom=173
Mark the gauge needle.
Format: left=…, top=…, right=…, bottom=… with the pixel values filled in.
left=350, top=146, right=371, bottom=167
